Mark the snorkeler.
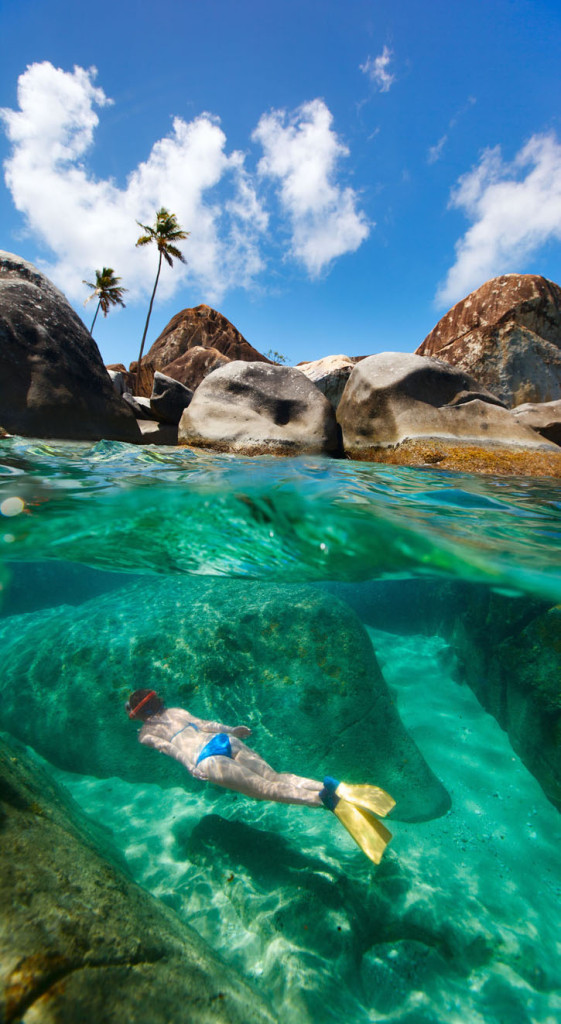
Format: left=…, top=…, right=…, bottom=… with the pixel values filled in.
left=125, top=688, right=395, bottom=864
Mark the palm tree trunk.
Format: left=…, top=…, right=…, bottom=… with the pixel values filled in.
left=137, top=251, right=162, bottom=371
left=90, top=299, right=101, bottom=334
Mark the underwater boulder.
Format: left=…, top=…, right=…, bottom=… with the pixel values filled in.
left=0, top=578, right=449, bottom=822
left=0, top=732, right=277, bottom=1024
left=453, top=595, right=561, bottom=810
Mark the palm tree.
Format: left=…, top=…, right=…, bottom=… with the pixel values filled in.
left=135, top=207, right=189, bottom=369
left=83, top=267, right=127, bottom=334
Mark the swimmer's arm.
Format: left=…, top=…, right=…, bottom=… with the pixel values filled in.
left=182, top=711, right=251, bottom=739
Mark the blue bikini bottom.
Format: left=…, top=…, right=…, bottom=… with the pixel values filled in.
left=196, top=732, right=233, bottom=765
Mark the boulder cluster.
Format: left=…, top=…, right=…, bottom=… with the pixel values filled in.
left=3, top=249, right=561, bottom=476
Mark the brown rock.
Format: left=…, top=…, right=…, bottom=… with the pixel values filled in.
left=511, top=399, right=561, bottom=447
left=179, top=361, right=341, bottom=457
left=416, top=274, right=561, bottom=407
left=0, top=252, right=140, bottom=442
left=163, top=345, right=231, bottom=389
left=337, top=352, right=561, bottom=476
left=142, top=304, right=271, bottom=370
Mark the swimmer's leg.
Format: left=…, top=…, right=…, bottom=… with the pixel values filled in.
left=229, top=739, right=323, bottom=792
left=194, top=754, right=323, bottom=807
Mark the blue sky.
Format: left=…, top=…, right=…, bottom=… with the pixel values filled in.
left=1, top=0, right=560, bottom=368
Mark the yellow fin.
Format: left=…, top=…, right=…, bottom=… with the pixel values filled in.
left=334, top=799, right=393, bottom=865
left=337, top=782, right=396, bottom=818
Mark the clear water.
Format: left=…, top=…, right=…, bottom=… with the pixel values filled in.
left=2, top=437, right=561, bottom=1023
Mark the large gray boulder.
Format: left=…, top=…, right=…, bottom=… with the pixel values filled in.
left=0, top=578, right=450, bottom=823
left=178, top=361, right=341, bottom=457
left=416, top=274, right=561, bottom=407
left=297, top=354, right=357, bottom=410
left=0, top=732, right=276, bottom=1024
left=0, top=252, right=140, bottom=442
left=337, top=352, right=561, bottom=476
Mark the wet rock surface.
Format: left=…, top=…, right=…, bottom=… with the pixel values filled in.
left=145, top=304, right=271, bottom=370
left=0, top=578, right=450, bottom=822
left=416, top=274, right=561, bottom=407
left=179, top=361, right=342, bottom=457
left=0, top=251, right=139, bottom=442
left=0, top=732, right=277, bottom=1024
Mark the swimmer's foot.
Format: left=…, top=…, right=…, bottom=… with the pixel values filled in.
left=319, top=776, right=394, bottom=865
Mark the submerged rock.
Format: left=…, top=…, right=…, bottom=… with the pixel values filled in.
left=0, top=251, right=139, bottom=442
left=179, top=361, right=342, bottom=457
left=0, top=732, right=277, bottom=1024
left=0, top=578, right=450, bottom=822
left=416, top=274, right=561, bottom=407
left=337, top=351, right=561, bottom=476
left=144, top=304, right=271, bottom=370
left=452, top=593, right=561, bottom=810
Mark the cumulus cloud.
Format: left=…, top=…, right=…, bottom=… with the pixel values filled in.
left=437, top=133, right=561, bottom=307
left=1, top=63, right=369, bottom=307
left=252, top=99, right=370, bottom=276
left=0, top=62, right=269, bottom=305
left=360, top=47, right=396, bottom=93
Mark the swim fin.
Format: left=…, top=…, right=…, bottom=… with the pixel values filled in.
left=334, top=799, right=393, bottom=865
left=336, top=782, right=395, bottom=818
left=319, top=777, right=394, bottom=865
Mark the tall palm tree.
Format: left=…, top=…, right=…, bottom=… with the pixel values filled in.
left=135, top=207, right=189, bottom=369
left=83, top=267, right=127, bottom=334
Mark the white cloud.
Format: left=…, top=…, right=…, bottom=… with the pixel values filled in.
left=0, top=62, right=267, bottom=304
left=252, top=99, right=370, bottom=276
left=437, top=133, right=561, bottom=307
left=427, top=135, right=448, bottom=165
left=360, top=47, right=396, bottom=93
left=1, top=63, right=369, bottom=308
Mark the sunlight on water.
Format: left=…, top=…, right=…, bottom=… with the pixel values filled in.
left=1, top=436, right=561, bottom=1024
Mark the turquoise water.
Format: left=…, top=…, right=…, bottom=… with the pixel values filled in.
left=1, top=437, right=561, bottom=1023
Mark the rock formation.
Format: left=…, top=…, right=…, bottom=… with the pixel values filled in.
left=143, top=304, right=271, bottom=371
left=0, top=732, right=277, bottom=1024
left=0, top=577, right=451, bottom=822
left=511, top=398, right=561, bottom=447
left=179, top=361, right=341, bottom=457
left=297, top=354, right=357, bottom=410
left=162, top=345, right=231, bottom=390
left=150, top=371, right=193, bottom=424
left=337, top=351, right=561, bottom=476
left=0, top=251, right=139, bottom=442
left=416, top=274, right=561, bottom=407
